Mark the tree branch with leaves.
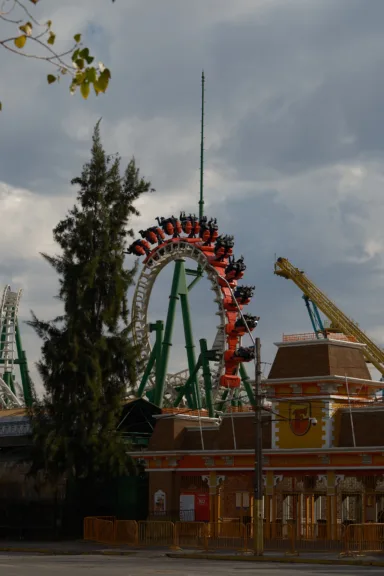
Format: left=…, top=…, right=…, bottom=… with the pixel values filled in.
left=0, top=0, right=114, bottom=110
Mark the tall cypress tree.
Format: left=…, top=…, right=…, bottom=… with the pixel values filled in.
left=28, top=122, right=152, bottom=486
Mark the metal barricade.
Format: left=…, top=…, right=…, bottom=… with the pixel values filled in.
left=175, top=521, right=206, bottom=549
left=137, top=521, right=175, bottom=548
left=205, top=521, right=246, bottom=551
left=83, top=516, right=98, bottom=541
left=343, top=523, right=384, bottom=556
left=95, top=518, right=115, bottom=544
left=114, top=520, right=138, bottom=546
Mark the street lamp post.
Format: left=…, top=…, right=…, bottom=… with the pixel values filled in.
left=253, top=337, right=263, bottom=555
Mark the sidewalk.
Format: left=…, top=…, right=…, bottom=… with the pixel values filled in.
left=168, top=549, right=384, bottom=567
left=0, top=540, right=137, bottom=556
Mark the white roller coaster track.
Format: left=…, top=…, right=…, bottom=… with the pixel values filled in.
left=131, top=241, right=227, bottom=404
left=0, top=286, right=23, bottom=408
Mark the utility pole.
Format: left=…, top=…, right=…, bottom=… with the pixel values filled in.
left=253, top=337, right=263, bottom=555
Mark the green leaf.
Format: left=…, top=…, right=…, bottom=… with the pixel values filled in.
left=86, top=67, right=97, bottom=83
left=0, top=102, right=2, bottom=112
left=74, top=71, right=86, bottom=85
left=75, top=58, right=85, bottom=70
left=46, top=20, right=52, bottom=29
left=47, top=32, right=56, bottom=45
left=80, top=82, right=90, bottom=100
left=14, top=35, right=27, bottom=49
left=97, top=77, right=108, bottom=93
left=72, top=49, right=80, bottom=62
left=19, top=22, right=33, bottom=36
left=74, top=33, right=81, bottom=43
left=47, top=74, right=57, bottom=85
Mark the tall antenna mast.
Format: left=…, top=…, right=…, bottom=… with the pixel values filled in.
left=199, top=70, right=205, bottom=221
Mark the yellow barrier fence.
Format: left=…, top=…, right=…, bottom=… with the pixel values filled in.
left=138, top=521, right=175, bottom=548
left=96, top=519, right=115, bottom=544
left=342, top=523, right=384, bottom=556
left=115, top=520, right=138, bottom=546
left=175, top=522, right=206, bottom=549
left=83, top=517, right=116, bottom=544
left=247, top=522, right=294, bottom=552
left=83, top=517, right=98, bottom=541
left=84, top=517, right=351, bottom=553
left=205, top=521, right=246, bottom=551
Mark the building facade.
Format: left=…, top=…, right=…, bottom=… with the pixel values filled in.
left=130, top=335, right=384, bottom=538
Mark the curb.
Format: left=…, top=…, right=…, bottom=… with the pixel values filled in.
left=166, top=552, right=384, bottom=567
left=0, top=547, right=136, bottom=556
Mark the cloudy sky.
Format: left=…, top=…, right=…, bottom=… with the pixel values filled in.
left=1, top=0, right=384, bottom=394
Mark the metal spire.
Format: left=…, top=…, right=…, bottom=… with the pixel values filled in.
left=199, top=70, right=205, bottom=221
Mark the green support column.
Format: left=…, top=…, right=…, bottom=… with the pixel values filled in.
left=155, top=260, right=184, bottom=407
left=231, top=388, right=239, bottom=407
left=137, top=347, right=156, bottom=397
left=239, top=363, right=255, bottom=406
left=179, top=262, right=201, bottom=409
left=173, top=358, right=202, bottom=408
left=137, top=321, right=164, bottom=399
left=216, top=389, right=229, bottom=412
left=15, top=323, right=32, bottom=406
left=154, top=320, right=164, bottom=394
left=200, top=339, right=214, bottom=417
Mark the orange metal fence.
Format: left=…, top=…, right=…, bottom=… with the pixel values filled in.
left=174, top=521, right=206, bottom=549
left=205, top=522, right=246, bottom=551
left=343, top=523, right=384, bottom=556
left=83, top=518, right=350, bottom=552
left=83, top=517, right=114, bottom=544
left=137, top=521, right=175, bottom=548
left=115, top=520, right=138, bottom=546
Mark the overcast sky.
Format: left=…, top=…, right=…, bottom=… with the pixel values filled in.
left=1, top=0, right=384, bottom=393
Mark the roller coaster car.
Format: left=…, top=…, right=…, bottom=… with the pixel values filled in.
left=214, top=235, right=234, bottom=261
left=235, top=314, right=260, bottom=331
left=234, top=346, right=256, bottom=361
left=180, top=212, right=200, bottom=238
left=139, top=226, right=165, bottom=245
left=207, top=217, right=219, bottom=244
left=156, top=216, right=182, bottom=238
left=180, top=212, right=192, bottom=235
left=127, top=239, right=151, bottom=256
left=199, top=216, right=219, bottom=244
left=224, top=346, right=255, bottom=364
left=234, top=285, right=255, bottom=304
left=225, top=255, right=246, bottom=281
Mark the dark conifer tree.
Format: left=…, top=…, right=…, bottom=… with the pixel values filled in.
left=28, top=121, right=152, bottom=485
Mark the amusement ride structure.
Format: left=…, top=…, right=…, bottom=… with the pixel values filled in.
left=274, top=257, right=384, bottom=377
left=0, top=286, right=32, bottom=408
left=129, top=73, right=258, bottom=415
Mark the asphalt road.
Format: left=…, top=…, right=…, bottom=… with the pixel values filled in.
left=0, top=554, right=382, bottom=575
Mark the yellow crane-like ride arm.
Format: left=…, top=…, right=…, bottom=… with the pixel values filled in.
left=274, top=257, right=384, bottom=375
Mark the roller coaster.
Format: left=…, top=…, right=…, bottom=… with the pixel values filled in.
left=0, top=286, right=33, bottom=408
left=129, top=214, right=258, bottom=415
